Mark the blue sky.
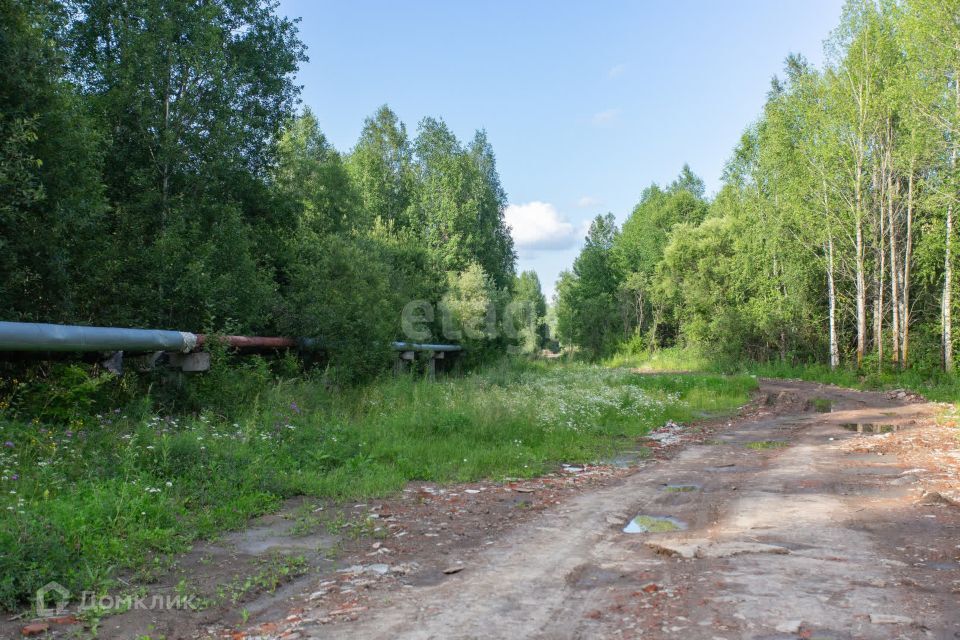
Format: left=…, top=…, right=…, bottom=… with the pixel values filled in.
left=277, top=0, right=844, bottom=298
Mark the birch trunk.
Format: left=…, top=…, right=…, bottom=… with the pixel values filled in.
left=902, top=171, right=914, bottom=368
left=828, top=231, right=839, bottom=369
left=875, top=191, right=885, bottom=368
left=889, top=172, right=900, bottom=367
left=855, top=171, right=867, bottom=368
left=945, top=191, right=954, bottom=372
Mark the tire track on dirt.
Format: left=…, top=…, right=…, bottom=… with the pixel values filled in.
left=306, top=380, right=959, bottom=639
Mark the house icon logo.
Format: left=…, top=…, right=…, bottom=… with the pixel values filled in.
left=35, top=582, right=70, bottom=617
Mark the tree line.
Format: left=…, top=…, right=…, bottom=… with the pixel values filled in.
left=0, top=0, right=548, bottom=379
left=557, top=0, right=960, bottom=373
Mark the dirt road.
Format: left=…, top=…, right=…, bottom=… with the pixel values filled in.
left=286, top=379, right=959, bottom=639
left=13, top=378, right=958, bottom=639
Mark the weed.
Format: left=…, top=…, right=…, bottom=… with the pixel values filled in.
left=217, top=555, right=308, bottom=604
left=745, top=440, right=789, bottom=450
left=289, top=502, right=325, bottom=536
left=811, top=398, right=832, bottom=412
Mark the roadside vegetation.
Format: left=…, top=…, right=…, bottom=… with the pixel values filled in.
left=556, top=1, right=960, bottom=392
left=0, top=359, right=755, bottom=610
left=617, top=345, right=960, bottom=403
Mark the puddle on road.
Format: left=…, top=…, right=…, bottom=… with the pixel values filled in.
left=606, top=450, right=646, bottom=468
left=227, top=521, right=336, bottom=555
left=623, top=515, right=687, bottom=534
left=841, top=423, right=901, bottom=434
left=662, top=484, right=699, bottom=493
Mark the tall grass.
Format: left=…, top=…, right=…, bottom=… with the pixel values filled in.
left=612, top=344, right=960, bottom=403
left=0, top=359, right=755, bottom=608
left=607, top=345, right=712, bottom=372
left=747, top=360, right=960, bottom=403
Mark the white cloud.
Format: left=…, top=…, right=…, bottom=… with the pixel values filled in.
left=505, top=201, right=577, bottom=251
left=576, top=196, right=601, bottom=209
left=591, top=108, right=621, bottom=125
left=607, top=63, right=626, bottom=78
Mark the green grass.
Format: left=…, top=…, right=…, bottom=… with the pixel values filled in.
left=744, top=440, right=788, bottom=450
left=606, top=345, right=712, bottom=372
left=613, top=344, right=960, bottom=403
left=0, top=358, right=755, bottom=609
left=746, top=360, right=960, bottom=403
left=810, top=398, right=833, bottom=412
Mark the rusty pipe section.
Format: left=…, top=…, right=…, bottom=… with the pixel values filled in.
left=194, top=334, right=299, bottom=350
left=0, top=322, right=461, bottom=353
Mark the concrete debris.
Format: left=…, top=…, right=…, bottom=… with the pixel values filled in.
left=338, top=563, right=391, bottom=575
left=647, top=420, right=685, bottom=446
left=920, top=491, right=959, bottom=507
left=885, top=388, right=925, bottom=403
left=774, top=620, right=803, bottom=633
left=647, top=539, right=790, bottom=559
left=879, top=558, right=908, bottom=568
left=868, top=613, right=913, bottom=625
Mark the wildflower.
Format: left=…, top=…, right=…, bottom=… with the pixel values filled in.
left=10, top=474, right=17, bottom=481
left=290, top=402, right=301, bottom=414
left=2, top=441, right=12, bottom=448
left=165, top=481, right=173, bottom=487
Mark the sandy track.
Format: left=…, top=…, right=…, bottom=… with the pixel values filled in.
left=305, top=379, right=959, bottom=639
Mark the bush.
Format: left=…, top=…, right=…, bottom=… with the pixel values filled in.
left=440, top=263, right=508, bottom=365
left=0, top=363, right=120, bottom=424
left=280, top=232, right=398, bottom=383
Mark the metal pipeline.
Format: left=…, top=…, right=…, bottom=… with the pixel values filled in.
left=0, top=322, right=198, bottom=353
left=0, top=322, right=461, bottom=353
